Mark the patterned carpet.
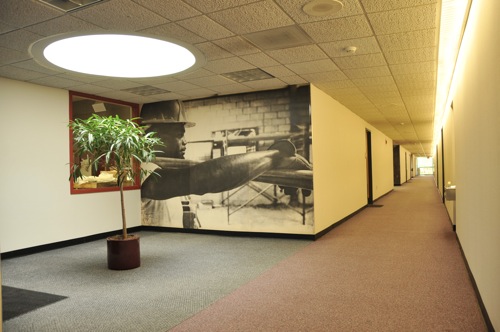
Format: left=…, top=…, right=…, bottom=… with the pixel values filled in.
left=1, top=176, right=488, bottom=331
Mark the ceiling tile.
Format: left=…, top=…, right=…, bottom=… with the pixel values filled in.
left=183, top=0, right=259, bottom=13
left=389, top=61, right=436, bottom=75
left=377, top=28, right=437, bottom=52
left=175, top=68, right=216, bottom=80
left=267, top=45, right=328, bottom=64
left=0, top=47, right=31, bottom=66
left=153, top=80, right=200, bottom=92
left=185, top=75, right=235, bottom=87
left=279, top=75, right=308, bottom=85
left=385, top=46, right=437, bottom=65
left=344, top=65, right=391, bottom=79
left=0, top=0, right=63, bottom=28
left=260, top=65, right=296, bottom=78
left=242, top=78, right=287, bottom=90
left=30, top=75, right=87, bottom=89
left=208, top=1, right=294, bottom=34
left=333, top=53, right=387, bottom=69
left=213, top=37, right=260, bottom=56
left=194, top=42, right=234, bottom=60
left=301, top=70, right=348, bottom=83
left=367, top=4, right=437, bottom=35
left=204, top=57, right=254, bottom=74
left=286, top=59, right=339, bottom=75
left=26, top=15, right=103, bottom=37
left=319, top=36, right=381, bottom=57
left=313, top=79, right=355, bottom=90
left=360, top=0, right=437, bottom=12
left=11, top=59, right=58, bottom=75
left=175, top=87, right=217, bottom=99
left=69, top=83, right=115, bottom=95
left=352, top=76, right=395, bottom=87
left=393, top=71, right=436, bottom=85
left=210, top=83, right=255, bottom=94
left=71, top=0, right=169, bottom=31
left=90, top=79, right=143, bottom=90
left=0, top=65, right=50, bottom=81
left=177, top=15, right=234, bottom=40
left=140, top=23, right=206, bottom=44
left=0, top=29, right=43, bottom=52
left=132, top=0, right=201, bottom=21
left=241, top=52, right=281, bottom=68
left=300, top=15, right=373, bottom=43
left=275, top=0, right=364, bottom=23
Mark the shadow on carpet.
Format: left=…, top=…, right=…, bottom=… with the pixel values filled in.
left=2, top=285, right=67, bottom=321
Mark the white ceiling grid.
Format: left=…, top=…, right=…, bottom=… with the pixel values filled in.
left=0, top=0, right=446, bottom=156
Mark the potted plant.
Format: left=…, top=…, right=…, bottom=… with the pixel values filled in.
left=69, top=114, right=162, bottom=270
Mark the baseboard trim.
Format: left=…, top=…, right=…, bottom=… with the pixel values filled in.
left=1, top=226, right=314, bottom=260
left=455, top=235, right=495, bottom=332
left=314, top=191, right=393, bottom=240
left=0, top=226, right=142, bottom=260
left=142, top=226, right=315, bottom=240
left=1, top=191, right=394, bottom=259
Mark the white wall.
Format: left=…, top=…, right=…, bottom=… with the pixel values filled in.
left=448, top=0, right=500, bottom=328
left=0, top=78, right=141, bottom=253
left=310, top=85, right=393, bottom=233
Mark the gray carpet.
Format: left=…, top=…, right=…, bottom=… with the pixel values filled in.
left=1, top=177, right=488, bottom=331
left=1, top=232, right=309, bottom=332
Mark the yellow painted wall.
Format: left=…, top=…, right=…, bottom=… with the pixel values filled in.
left=310, top=85, right=393, bottom=234
left=442, top=0, right=500, bottom=327
left=443, top=107, right=456, bottom=225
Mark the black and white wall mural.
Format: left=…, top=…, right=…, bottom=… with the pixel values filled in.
left=141, top=86, right=313, bottom=234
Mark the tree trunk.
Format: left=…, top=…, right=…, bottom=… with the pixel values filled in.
left=120, top=171, right=127, bottom=239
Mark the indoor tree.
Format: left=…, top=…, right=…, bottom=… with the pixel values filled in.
left=69, top=114, right=163, bottom=239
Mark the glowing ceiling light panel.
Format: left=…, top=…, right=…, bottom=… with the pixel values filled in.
left=32, top=33, right=202, bottom=78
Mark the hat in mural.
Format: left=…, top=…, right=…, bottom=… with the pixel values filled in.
left=140, top=100, right=195, bottom=127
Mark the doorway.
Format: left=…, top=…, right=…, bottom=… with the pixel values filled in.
left=366, top=130, right=373, bottom=204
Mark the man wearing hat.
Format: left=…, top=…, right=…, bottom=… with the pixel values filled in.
left=140, top=100, right=312, bottom=228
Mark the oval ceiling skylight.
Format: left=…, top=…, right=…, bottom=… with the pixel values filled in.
left=31, top=33, right=204, bottom=78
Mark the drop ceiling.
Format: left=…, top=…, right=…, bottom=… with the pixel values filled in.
left=0, top=0, right=462, bottom=156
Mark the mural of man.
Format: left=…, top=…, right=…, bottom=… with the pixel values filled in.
left=140, top=100, right=312, bottom=229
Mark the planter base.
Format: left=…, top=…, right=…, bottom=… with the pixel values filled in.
left=107, top=234, right=140, bottom=270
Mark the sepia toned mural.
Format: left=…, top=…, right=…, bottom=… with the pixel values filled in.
left=141, top=86, right=313, bottom=234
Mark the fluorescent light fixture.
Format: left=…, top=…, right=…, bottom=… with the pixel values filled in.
left=433, top=0, right=472, bottom=143
left=30, top=32, right=204, bottom=78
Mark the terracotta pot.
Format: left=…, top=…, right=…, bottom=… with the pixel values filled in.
left=107, top=234, right=140, bottom=270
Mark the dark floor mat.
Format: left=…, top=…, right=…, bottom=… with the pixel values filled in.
left=2, top=285, right=67, bottom=321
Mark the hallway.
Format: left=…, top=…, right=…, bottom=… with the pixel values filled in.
left=171, top=176, right=488, bottom=331
left=2, top=177, right=488, bottom=331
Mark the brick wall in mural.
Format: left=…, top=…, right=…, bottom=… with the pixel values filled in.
left=141, top=86, right=313, bottom=235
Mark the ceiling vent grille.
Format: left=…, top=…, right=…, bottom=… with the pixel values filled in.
left=243, top=25, right=313, bottom=51
left=121, top=85, right=170, bottom=96
left=222, top=69, right=274, bottom=83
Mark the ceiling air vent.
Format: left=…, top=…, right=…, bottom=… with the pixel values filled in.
left=222, top=69, right=274, bottom=83
left=243, top=25, right=313, bottom=51
left=122, top=85, right=170, bottom=96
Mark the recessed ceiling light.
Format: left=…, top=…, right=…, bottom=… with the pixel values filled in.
left=303, top=0, right=344, bottom=17
left=30, top=32, right=205, bottom=78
